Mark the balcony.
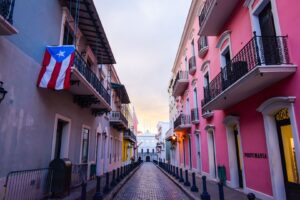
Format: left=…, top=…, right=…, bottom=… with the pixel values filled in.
left=189, top=56, right=197, bottom=75
left=165, top=128, right=173, bottom=141
left=201, top=100, right=214, bottom=119
left=172, top=71, right=189, bottom=97
left=0, top=0, right=17, bottom=35
left=174, top=114, right=191, bottom=131
left=123, top=129, right=136, bottom=143
left=198, top=36, right=208, bottom=58
left=71, top=51, right=111, bottom=112
left=109, top=111, right=128, bottom=130
left=202, top=35, right=296, bottom=110
left=199, top=0, right=239, bottom=36
left=191, top=108, right=200, bottom=124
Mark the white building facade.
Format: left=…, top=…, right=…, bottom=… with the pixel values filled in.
left=155, top=122, right=169, bottom=163
left=137, top=131, right=157, bottom=162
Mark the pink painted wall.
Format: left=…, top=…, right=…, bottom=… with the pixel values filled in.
left=174, top=0, right=300, bottom=197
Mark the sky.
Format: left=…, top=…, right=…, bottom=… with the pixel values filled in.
left=95, top=0, right=192, bottom=133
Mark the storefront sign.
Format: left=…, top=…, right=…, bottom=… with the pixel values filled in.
left=244, top=153, right=267, bottom=159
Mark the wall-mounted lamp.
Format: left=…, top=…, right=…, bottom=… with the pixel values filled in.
left=0, top=81, right=7, bottom=104
left=171, top=134, right=177, bottom=141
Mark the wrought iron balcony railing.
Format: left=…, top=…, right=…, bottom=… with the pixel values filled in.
left=0, top=0, right=15, bottom=24
left=110, top=111, right=128, bottom=127
left=198, top=36, right=208, bottom=58
left=174, top=113, right=191, bottom=130
left=202, top=35, right=291, bottom=106
left=74, top=51, right=110, bottom=105
left=173, top=71, right=188, bottom=89
left=191, top=108, right=199, bottom=123
left=198, top=36, right=208, bottom=51
left=199, top=0, right=214, bottom=29
left=124, top=129, right=136, bottom=142
left=189, top=56, right=197, bottom=75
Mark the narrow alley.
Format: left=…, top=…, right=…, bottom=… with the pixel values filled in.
left=114, top=163, right=191, bottom=200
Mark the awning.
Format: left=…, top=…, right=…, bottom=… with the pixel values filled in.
left=60, top=0, right=116, bottom=64
left=111, top=83, right=130, bottom=104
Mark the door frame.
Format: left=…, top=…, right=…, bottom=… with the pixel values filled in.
left=195, top=131, right=202, bottom=174
left=224, top=116, right=246, bottom=189
left=205, top=125, right=217, bottom=180
left=258, top=96, right=300, bottom=200
left=79, top=124, right=91, bottom=164
left=248, top=0, right=281, bottom=36
left=51, top=114, right=71, bottom=160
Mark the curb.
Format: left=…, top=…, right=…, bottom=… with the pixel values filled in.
left=155, top=164, right=197, bottom=200
left=104, top=163, right=143, bottom=200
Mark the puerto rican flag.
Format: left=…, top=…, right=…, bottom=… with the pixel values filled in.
left=37, top=45, right=75, bottom=90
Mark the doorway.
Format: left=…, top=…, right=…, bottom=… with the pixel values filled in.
left=275, top=108, right=300, bottom=200
left=188, top=136, right=192, bottom=170
left=258, top=2, right=280, bottom=65
left=196, top=133, right=201, bottom=173
left=52, top=116, right=71, bottom=160
left=207, top=130, right=217, bottom=179
left=146, top=156, right=150, bottom=162
left=233, top=126, right=244, bottom=188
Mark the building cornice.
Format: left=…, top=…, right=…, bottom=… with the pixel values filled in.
left=171, top=0, right=204, bottom=73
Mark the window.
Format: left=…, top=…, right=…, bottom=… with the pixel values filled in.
left=109, top=137, right=112, bottom=164
left=185, top=57, right=188, bottom=71
left=152, top=149, right=154, bottom=153
left=191, top=39, right=196, bottom=57
left=81, top=128, right=90, bottom=163
left=147, top=149, right=149, bottom=154
left=199, top=36, right=208, bottom=50
left=63, top=25, right=74, bottom=45
left=204, top=72, right=210, bottom=88
left=54, top=120, right=67, bottom=159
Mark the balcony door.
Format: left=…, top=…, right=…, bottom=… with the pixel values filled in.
left=258, top=2, right=280, bottom=64
left=204, top=73, right=210, bottom=100
left=220, top=47, right=231, bottom=90
left=275, top=109, right=300, bottom=200
left=186, top=98, right=190, bottom=119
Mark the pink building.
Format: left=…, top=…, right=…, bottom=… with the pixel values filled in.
left=169, top=0, right=300, bottom=199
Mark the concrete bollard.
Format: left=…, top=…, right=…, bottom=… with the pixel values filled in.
left=200, top=176, right=211, bottom=200
left=218, top=182, right=224, bottom=200
left=110, top=169, right=116, bottom=187
left=81, top=181, right=87, bottom=200
left=191, top=172, right=199, bottom=192
left=116, top=168, right=120, bottom=182
left=247, top=193, right=256, bottom=200
left=184, top=170, right=191, bottom=186
left=176, top=167, right=180, bottom=179
left=179, top=168, right=184, bottom=182
left=103, top=172, right=110, bottom=194
left=93, top=176, right=102, bottom=200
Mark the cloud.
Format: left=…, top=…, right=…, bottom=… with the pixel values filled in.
left=96, top=0, right=191, bottom=132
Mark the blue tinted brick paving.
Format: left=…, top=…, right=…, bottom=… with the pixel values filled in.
left=114, top=163, right=191, bottom=200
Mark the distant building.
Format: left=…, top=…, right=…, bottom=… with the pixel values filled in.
left=137, top=131, right=157, bottom=162
left=155, top=122, right=169, bottom=163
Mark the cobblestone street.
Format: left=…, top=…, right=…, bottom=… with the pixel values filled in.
left=114, top=163, right=191, bottom=200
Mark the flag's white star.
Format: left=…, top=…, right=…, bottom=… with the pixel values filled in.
left=57, top=50, right=65, bottom=57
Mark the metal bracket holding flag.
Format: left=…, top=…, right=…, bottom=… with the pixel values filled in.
left=37, top=45, right=76, bottom=90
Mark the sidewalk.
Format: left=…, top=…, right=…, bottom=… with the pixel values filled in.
left=62, top=163, right=142, bottom=200
left=156, top=164, right=258, bottom=200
